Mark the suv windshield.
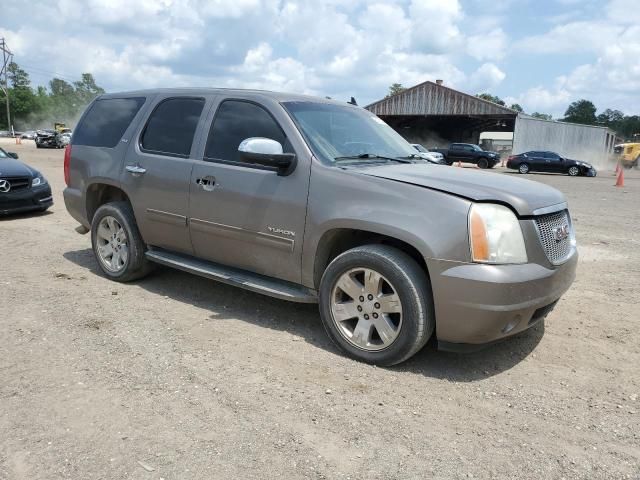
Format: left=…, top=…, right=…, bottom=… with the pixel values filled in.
left=283, top=101, right=417, bottom=164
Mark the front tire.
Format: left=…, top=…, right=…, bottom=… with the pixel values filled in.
left=477, top=158, right=489, bottom=169
left=318, top=245, right=434, bottom=366
left=519, top=163, right=530, bottom=174
left=91, top=201, right=151, bottom=282
left=568, top=166, right=580, bottom=176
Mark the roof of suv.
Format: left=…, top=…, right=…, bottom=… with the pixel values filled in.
left=100, top=88, right=353, bottom=106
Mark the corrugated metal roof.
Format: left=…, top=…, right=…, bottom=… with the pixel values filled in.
left=366, top=81, right=518, bottom=116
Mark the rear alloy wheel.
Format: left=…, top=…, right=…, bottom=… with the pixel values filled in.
left=319, top=245, right=434, bottom=366
left=519, top=163, right=530, bottom=174
left=568, top=166, right=580, bottom=176
left=477, top=158, right=489, bottom=169
left=91, top=201, right=151, bottom=282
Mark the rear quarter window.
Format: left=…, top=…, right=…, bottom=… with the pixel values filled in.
left=74, top=97, right=146, bottom=148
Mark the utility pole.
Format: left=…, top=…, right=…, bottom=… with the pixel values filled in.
left=0, top=38, right=13, bottom=132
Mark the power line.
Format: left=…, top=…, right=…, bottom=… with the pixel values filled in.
left=0, top=38, right=13, bottom=130
left=19, top=63, right=81, bottom=83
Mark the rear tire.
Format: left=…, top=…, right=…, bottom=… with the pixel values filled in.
left=519, top=163, right=530, bottom=174
left=91, top=201, right=151, bottom=282
left=318, top=245, right=434, bottom=366
left=477, top=158, right=489, bottom=169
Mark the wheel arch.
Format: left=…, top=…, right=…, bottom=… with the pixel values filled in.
left=85, top=181, right=132, bottom=224
left=311, top=227, right=431, bottom=290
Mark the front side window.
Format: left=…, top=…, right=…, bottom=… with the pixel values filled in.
left=141, top=97, right=205, bottom=157
left=282, top=101, right=416, bottom=164
left=205, top=100, right=287, bottom=163
left=74, top=97, right=146, bottom=148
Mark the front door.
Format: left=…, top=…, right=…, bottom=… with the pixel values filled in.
left=188, top=98, right=310, bottom=284
left=121, top=95, right=211, bottom=255
left=543, top=152, right=564, bottom=173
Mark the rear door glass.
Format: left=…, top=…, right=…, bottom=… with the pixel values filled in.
left=141, top=97, right=205, bottom=157
left=74, top=97, right=146, bottom=148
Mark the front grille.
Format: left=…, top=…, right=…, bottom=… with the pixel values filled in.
left=534, top=210, right=573, bottom=265
left=0, top=176, right=31, bottom=192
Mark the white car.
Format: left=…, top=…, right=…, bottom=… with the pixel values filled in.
left=411, top=143, right=447, bottom=164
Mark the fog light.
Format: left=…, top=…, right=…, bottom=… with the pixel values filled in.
left=501, top=314, right=522, bottom=334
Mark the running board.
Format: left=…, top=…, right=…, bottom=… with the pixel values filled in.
left=145, top=249, right=318, bottom=303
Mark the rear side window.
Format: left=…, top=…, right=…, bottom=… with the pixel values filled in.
left=141, top=97, right=205, bottom=157
left=204, top=100, right=287, bottom=163
left=451, top=144, right=462, bottom=150
left=74, top=97, right=145, bottom=148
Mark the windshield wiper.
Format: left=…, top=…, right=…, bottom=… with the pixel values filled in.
left=334, top=153, right=413, bottom=164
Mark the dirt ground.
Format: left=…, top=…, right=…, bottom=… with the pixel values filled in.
left=1, top=138, right=638, bottom=480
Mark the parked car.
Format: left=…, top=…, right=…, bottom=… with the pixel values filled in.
left=507, top=151, right=597, bottom=176
left=410, top=144, right=447, bottom=165
left=0, top=147, right=53, bottom=215
left=21, top=130, right=37, bottom=139
left=35, top=129, right=69, bottom=148
left=64, top=89, right=577, bottom=365
left=431, top=143, right=500, bottom=168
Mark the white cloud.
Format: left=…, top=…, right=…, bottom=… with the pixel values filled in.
left=466, top=29, right=508, bottom=60
left=467, top=63, right=506, bottom=92
left=0, top=0, right=509, bottom=106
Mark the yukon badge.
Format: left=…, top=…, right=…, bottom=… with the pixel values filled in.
left=267, top=226, right=295, bottom=237
left=553, top=224, right=570, bottom=242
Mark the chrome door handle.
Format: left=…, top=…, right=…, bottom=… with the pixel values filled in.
left=125, top=165, right=146, bottom=176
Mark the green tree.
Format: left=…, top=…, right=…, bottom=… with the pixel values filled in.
left=509, top=103, right=524, bottom=113
left=476, top=93, right=506, bottom=106
left=8, top=62, right=30, bottom=88
left=73, top=73, right=105, bottom=104
left=386, top=83, right=406, bottom=97
left=563, top=99, right=597, bottom=125
left=531, top=112, right=553, bottom=120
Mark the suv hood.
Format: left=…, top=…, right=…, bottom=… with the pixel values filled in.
left=0, top=158, right=34, bottom=177
left=357, top=164, right=566, bottom=216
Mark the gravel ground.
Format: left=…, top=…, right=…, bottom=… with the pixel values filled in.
left=1, top=139, right=639, bottom=480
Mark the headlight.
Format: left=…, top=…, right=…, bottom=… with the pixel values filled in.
left=469, top=203, right=527, bottom=264
left=32, top=175, right=46, bottom=187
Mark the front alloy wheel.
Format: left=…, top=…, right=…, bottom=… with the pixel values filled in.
left=568, top=166, right=580, bottom=176
left=331, top=268, right=403, bottom=351
left=319, top=244, right=434, bottom=366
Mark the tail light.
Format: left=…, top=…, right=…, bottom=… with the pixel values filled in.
left=64, top=144, right=71, bottom=186
left=507, top=155, right=515, bottom=162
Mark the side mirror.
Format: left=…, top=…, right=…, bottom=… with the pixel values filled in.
left=8, top=152, right=18, bottom=159
left=238, top=138, right=297, bottom=176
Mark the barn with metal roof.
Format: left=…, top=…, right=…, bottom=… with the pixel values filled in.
left=365, top=80, right=618, bottom=166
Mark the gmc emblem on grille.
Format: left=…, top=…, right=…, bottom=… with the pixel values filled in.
left=553, top=224, right=570, bottom=242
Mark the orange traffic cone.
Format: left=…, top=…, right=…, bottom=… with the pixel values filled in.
left=15, top=136, right=21, bottom=145
left=615, top=167, right=624, bottom=187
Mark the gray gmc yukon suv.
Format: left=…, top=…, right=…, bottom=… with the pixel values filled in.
left=64, top=88, right=577, bottom=365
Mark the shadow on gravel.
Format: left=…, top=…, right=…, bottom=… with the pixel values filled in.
left=0, top=209, right=53, bottom=221
left=64, top=247, right=543, bottom=381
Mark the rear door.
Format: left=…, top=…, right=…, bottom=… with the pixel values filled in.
left=121, top=94, right=212, bottom=255
left=449, top=144, right=464, bottom=161
left=187, top=97, right=311, bottom=284
left=527, top=151, right=545, bottom=171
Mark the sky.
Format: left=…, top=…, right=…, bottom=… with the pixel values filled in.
left=1, top=0, right=639, bottom=118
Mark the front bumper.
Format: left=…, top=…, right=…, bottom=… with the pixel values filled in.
left=429, top=251, right=578, bottom=350
left=0, top=184, right=53, bottom=215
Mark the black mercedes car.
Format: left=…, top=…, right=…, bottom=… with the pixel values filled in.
left=506, top=150, right=597, bottom=177
left=0, top=147, right=53, bottom=215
